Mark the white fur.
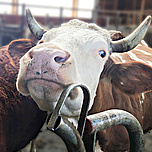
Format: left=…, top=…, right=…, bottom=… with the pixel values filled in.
left=95, top=141, right=103, bottom=152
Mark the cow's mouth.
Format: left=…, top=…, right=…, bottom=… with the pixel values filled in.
left=26, top=79, right=67, bottom=96
left=27, top=78, right=80, bottom=99
left=26, top=79, right=65, bottom=102
left=26, top=79, right=84, bottom=117
left=26, top=78, right=81, bottom=110
left=27, top=78, right=65, bottom=89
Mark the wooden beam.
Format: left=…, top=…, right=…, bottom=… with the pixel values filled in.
left=102, top=0, right=106, bottom=10
left=72, top=0, right=78, bottom=18
left=139, top=0, right=145, bottom=23
left=12, top=0, right=18, bottom=15
left=114, top=0, right=118, bottom=10
left=132, top=0, right=137, bottom=24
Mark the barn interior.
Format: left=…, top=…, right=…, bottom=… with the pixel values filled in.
left=0, top=0, right=152, bottom=46
left=0, top=0, right=152, bottom=152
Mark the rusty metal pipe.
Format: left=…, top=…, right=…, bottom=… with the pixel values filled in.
left=85, top=109, right=144, bottom=152
left=52, top=116, right=86, bottom=152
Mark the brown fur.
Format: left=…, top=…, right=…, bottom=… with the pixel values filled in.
left=89, top=42, right=152, bottom=152
left=0, top=39, right=47, bottom=152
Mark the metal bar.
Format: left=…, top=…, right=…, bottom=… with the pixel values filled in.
left=47, top=85, right=143, bottom=152
left=47, top=83, right=90, bottom=136
left=52, top=116, right=86, bottom=152
left=85, top=109, right=144, bottom=152
left=20, top=4, right=25, bottom=35
left=77, top=85, right=90, bottom=137
left=29, top=140, right=36, bottom=152
left=83, top=133, right=96, bottom=152
left=59, top=7, right=63, bottom=25
left=47, top=83, right=90, bottom=152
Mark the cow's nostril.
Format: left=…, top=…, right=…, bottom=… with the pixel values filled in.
left=54, top=55, right=69, bottom=63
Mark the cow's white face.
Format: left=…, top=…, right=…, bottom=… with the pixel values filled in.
left=16, top=19, right=111, bottom=118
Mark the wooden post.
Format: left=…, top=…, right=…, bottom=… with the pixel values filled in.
left=72, top=0, right=78, bottom=18
left=139, top=0, right=145, bottom=23
left=102, top=0, right=106, bottom=10
left=12, top=0, right=18, bottom=15
left=132, top=0, right=137, bottom=24
left=59, top=7, right=63, bottom=25
left=114, top=0, right=118, bottom=10
left=20, top=4, right=25, bottom=35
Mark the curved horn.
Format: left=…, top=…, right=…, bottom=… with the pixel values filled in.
left=26, top=8, right=46, bottom=40
left=111, top=15, right=151, bottom=53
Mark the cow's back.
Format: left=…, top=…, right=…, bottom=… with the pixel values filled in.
left=111, top=41, right=152, bottom=132
left=111, top=41, right=152, bottom=65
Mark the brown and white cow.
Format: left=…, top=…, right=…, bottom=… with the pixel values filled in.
left=16, top=9, right=152, bottom=152
left=89, top=40, right=152, bottom=151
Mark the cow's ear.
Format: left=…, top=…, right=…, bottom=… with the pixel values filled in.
left=109, top=62, right=152, bottom=94
left=8, top=39, right=36, bottom=58
left=109, top=30, right=125, bottom=41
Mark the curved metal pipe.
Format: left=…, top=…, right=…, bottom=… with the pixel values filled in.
left=111, top=15, right=151, bottom=52
left=47, top=84, right=90, bottom=152
left=47, top=84, right=143, bottom=151
left=53, top=116, right=86, bottom=152
left=47, top=83, right=90, bottom=136
left=85, top=109, right=144, bottom=152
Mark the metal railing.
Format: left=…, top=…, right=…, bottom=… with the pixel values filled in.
left=47, top=84, right=144, bottom=152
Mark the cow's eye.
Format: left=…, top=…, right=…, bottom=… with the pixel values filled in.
left=98, top=50, right=106, bottom=58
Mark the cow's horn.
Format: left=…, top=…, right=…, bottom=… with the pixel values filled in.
left=26, top=8, right=46, bottom=40
left=111, top=15, right=151, bottom=52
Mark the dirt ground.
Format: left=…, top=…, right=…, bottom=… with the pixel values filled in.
left=21, top=123, right=152, bottom=152
left=144, top=132, right=152, bottom=152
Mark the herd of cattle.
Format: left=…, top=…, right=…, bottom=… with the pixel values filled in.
left=0, top=8, right=152, bottom=152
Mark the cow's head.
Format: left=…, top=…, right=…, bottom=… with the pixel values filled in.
left=16, top=9, right=151, bottom=118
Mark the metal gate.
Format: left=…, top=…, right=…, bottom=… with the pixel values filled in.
left=46, top=84, right=144, bottom=152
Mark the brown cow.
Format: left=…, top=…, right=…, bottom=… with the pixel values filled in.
left=0, top=39, right=47, bottom=152
left=89, top=40, right=152, bottom=151
left=16, top=9, right=152, bottom=152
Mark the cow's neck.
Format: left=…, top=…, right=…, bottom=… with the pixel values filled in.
left=88, top=57, right=114, bottom=115
left=88, top=57, right=144, bottom=125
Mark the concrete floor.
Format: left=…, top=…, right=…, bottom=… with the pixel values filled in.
left=21, top=126, right=152, bottom=152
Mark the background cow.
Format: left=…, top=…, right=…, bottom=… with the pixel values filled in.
left=0, top=39, right=47, bottom=152
left=16, top=9, right=152, bottom=152
left=89, top=40, right=152, bottom=151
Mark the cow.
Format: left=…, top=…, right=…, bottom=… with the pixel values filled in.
left=89, top=40, right=152, bottom=151
left=16, top=9, right=152, bottom=152
left=0, top=39, right=47, bottom=152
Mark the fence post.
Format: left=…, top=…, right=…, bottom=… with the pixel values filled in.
left=59, top=7, right=63, bottom=25
left=115, top=12, right=120, bottom=30
left=0, top=19, right=3, bottom=47
left=20, top=4, right=25, bottom=36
